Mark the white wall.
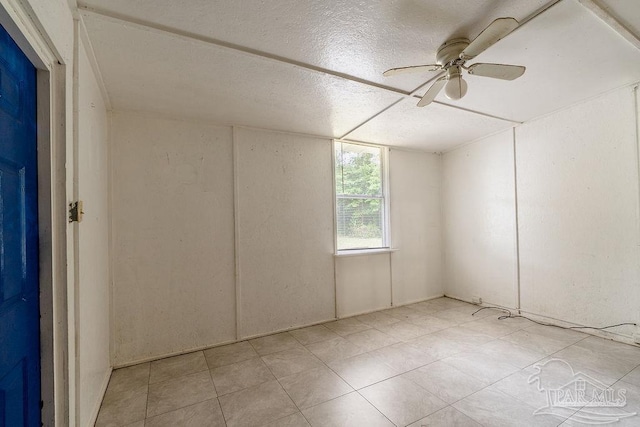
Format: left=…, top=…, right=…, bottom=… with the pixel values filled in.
left=110, top=122, right=336, bottom=355
left=442, top=86, right=640, bottom=338
left=442, top=131, right=517, bottom=308
left=390, top=149, right=443, bottom=305
left=235, top=128, right=335, bottom=337
left=110, top=113, right=236, bottom=365
left=517, top=87, right=640, bottom=336
left=76, top=38, right=111, bottom=426
left=335, top=149, right=443, bottom=317
left=335, top=253, right=391, bottom=317
left=111, top=117, right=445, bottom=355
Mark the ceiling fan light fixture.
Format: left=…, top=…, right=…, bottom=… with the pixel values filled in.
left=444, top=67, right=467, bottom=100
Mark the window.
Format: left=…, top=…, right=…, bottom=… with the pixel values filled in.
left=334, top=141, right=389, bottom=251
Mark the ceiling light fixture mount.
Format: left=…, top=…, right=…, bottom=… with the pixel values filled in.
left=436, top=38, right=470, bottom=67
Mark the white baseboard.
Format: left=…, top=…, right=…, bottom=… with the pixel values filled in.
left=445, top=294, right=639, bottom=347
left=337, top=294, right=445, bottom=319
left=113, top=317, right=337, bottom=369
left=114, top=294, right=450, bottom=369
left=114, top=293, right=637, bottom=370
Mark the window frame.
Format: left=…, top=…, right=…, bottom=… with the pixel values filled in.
left=332, top=140, right=390, bottom=253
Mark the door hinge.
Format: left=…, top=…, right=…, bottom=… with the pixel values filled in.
left=69, top=201, right=84, bottom=223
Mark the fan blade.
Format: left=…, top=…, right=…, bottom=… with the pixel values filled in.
left=467, top=63, right=525, bottom=80
left=460, top=17, right=519, bottom=60
left=383, top=64, right=441, bottom=77
left=417, top=77, right=446, bottom=107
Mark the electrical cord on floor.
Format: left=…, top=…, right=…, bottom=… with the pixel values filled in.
left=471, top=306, right=638, bottom=331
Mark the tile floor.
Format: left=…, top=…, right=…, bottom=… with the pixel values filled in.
left=95, top=297, right=640, bottom=426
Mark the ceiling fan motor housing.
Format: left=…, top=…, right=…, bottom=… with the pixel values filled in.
left=436, top=38, right=470, bottom=68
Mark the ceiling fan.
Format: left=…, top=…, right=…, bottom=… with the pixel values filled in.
left=383, top=17, right=526, bottom=107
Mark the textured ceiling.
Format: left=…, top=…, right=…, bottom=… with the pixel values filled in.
left=347, top=98, right=513, bottom=152
left=80, top=15, right=404, bottom=138
left=79, top=0, right=640, bottom=151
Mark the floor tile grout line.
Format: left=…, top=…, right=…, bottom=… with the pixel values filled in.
left=144, top=398, right=225, bottom=425
left=216, top=394, right=230, bottom=427
left=446, top=376, right=568, bottom=427
left=262, top=336, right=353, bottom=426
left=147, top=367, right=212, bottom=387
left=355, top=388, right=407, bottom=426
left=143, top=363, right=151, bottom=421
left=203, top=358, right=226, bottom=427
left=200, top=349, right=227, bottom=424
left=273, top=373, right=313, bottom=425
left=357, top=360, right=480, bottom=424
left=259, top=343, right=310, bottom=407
left=142, top=353, right=222, bottom=422
left=144, top=393, right=217, bottom=420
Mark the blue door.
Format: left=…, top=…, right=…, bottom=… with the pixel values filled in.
left=0, top=22, right=40, bottom=427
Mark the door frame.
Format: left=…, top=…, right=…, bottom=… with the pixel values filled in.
left=0, top=1, right=69, bottom=425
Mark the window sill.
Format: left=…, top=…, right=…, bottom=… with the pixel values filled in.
left=334, top=248, right=398, bottom=257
